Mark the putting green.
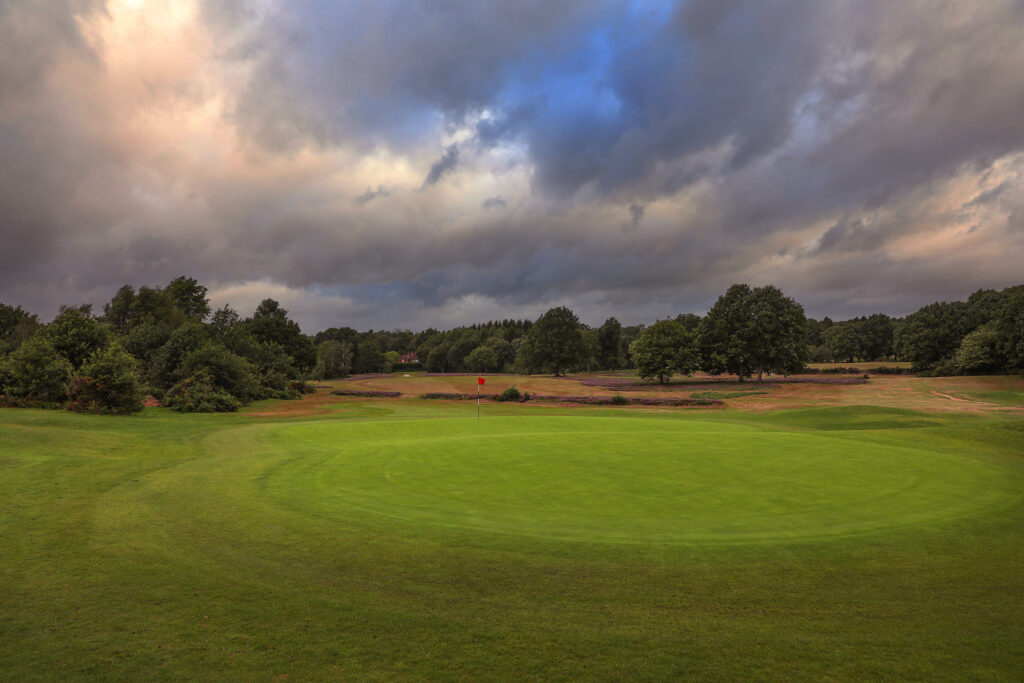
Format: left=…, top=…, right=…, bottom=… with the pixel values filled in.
left=255, top=416, right=1021, bottom=544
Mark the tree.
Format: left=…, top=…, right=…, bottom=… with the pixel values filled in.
left=42, top=307, right=111, bottom=370
left=67, top=345, right=143, bottom=414
left=953, top=325, right=1000, bottom=375
left=446, top=330, right=480, bottom=373
left=859, top=314, right=894, bottom=360
left=166, top=276, right=210, bottom=320
left=0, top=302, right=40, bottom=355
left=990, top=286, right=1024, bottom=374
left=102, top=285, right=136, bottom=334
left=244, top=299, right=316, bottom=372
left=629, top=319, right=696, bottom=384
left=355, top=338, right=386, bottom=373
left=464, top=345, right=498, bottom=373
left=674, top=313, right=702, bottom=333
left=150, top=322, right=210, bottom=389
left=822, top=324, right=863, bottom=363
left=486, top=336, right=514, bottom=370
left=176, top=343, right=259, bottom=404
left=518, top=306, right=586, bottom=376
left=894, top=301, right=973, bottom=371
left=209, top=305, right=241, bottom=336
left=425, top=343, right=451, bottom=372
left=697, top=284, right=807, bottom=382
left=316, top=340, right=352, bottom=379
left=0, top=336, right=73, bottom=404
left=596, top=317, right=623, bottom=369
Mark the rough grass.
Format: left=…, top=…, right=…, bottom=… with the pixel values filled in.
left=1, top=395, right=1023, bottom=679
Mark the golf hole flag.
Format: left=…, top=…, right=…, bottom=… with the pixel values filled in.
left=476, top=377, right=484, bottom=419
left=478, top=377, right=485, bottom=386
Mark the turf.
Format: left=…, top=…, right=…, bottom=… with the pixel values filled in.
left=2, top=401, right=1023, bottom=679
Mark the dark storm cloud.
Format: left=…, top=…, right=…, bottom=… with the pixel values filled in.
left=355, top=185, right=390, bottom=206
left=0, top=0, right=107, bottom=280
left=202, top=0, right=611, bottom=151
left=2, top=0, right=1024, bottom=332
left=627, top=203, right=645, bottom=228
left=421, top=145, right=459, bottom=188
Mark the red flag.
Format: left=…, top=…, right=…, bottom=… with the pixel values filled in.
left=478, top=377, right=485, bottom=385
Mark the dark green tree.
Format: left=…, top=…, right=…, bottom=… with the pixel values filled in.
left=446, top=330, right=480, bottom=373
left=67, top=344, right=144, bottom=414
left=355, top=338, right=386, bottom=373
left=674, top=313, right=702, bottom=333
left=176, top=343, right=259, bottom=404
left=243, top=299, right=315, bottom=372
left=42, top=307, right=111, bottom=370
left=822, top=324, right=863, bottom=363
left=894, top=302, right=973, bottom=371
left=518, top=306, right=585, bottom=376
left=150, top=322, right=210, bottom=389
left=464, top=345, right=499, bottom=373
left=859, top=314, right=894, bottom=360
left=629, top=319, right=697, bottom=384
left=697, top=284, right=807, bottom=382
left=209, top=305, right=241, bottom=336
left=166, top=276, right=210, bottom=320
left=596, top=317, right=623, bottom=369
left=0, top=336, right=73, bottom=403
left=0, top=302, right=40, bottom=355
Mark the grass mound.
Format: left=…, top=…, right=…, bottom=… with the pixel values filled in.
left=262, top=415, right=1019, bottom=544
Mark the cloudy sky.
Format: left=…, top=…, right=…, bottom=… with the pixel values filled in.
left=2, top=0, right=1023, bottom=332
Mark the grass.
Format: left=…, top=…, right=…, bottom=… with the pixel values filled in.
left=970, top=390, right=1024, bottom=406
left=2, top=395, right=1024, bottom=679
left=689, top=389, right=769, bottom=400
left=807, top=361, right=913, bottom=370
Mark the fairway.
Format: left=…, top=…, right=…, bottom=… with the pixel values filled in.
left=264, top=417, right=1019, bottom=544
left=3, top=400, right=1024, bottom=679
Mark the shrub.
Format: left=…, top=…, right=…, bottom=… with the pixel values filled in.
left=41, top=308, right=111, bottom=370
left=164, top=371, right=240, bottom=412
left=520, top=391, right=531, bottom=402
left=0, top=337, right=72, bottom=405
left=498, top=386, right=522, bottom=402
left=289, top=379, right=316, bottom=394
left=611, top=394, right=629, bottom=405
left=177, top=343, right=259, bottom=403
left=66, top=345, right=143, bottom=414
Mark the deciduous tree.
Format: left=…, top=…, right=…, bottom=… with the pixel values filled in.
left=629, top=319, right=696, bottom=384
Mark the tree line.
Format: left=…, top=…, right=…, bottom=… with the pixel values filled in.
left=1, top=279, right=1021, bottom=413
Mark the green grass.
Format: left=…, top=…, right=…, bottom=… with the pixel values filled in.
left=689, top=389, right=769, bottom=399
left=807, top=361, right=913, bottom=370
left=970, top=390, right=1024, bottom=406
left=2, top=401, right=1023, bottom=679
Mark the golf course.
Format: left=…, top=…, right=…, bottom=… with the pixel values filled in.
left=2, top=374, right=1023, bottom=679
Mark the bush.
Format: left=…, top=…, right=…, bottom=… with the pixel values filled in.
left=41, top=308, right=111, bottom=370
left=177, top=343, right=259, bottom=404
left=498, top=386, right=522, bottom=402
left=611, top=394, right=629, bottom=405
left=521, top=391, right=531, bottom=402
left=0, top=337, right=72, bottom=405
left=164, top=371, right=240, bottom=412
left=289, top=379, right=316, bottom=394
left=66, top=345, right=143, bottom=414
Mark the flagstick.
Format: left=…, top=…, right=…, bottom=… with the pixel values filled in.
left=477, top=382, right=480, bottom=420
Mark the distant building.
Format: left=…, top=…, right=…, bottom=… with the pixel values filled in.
left=398, top=352, right=419, bottom=364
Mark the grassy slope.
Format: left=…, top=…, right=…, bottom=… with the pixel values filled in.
left=1, top=400, right=1023, bottom=680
